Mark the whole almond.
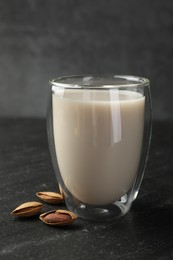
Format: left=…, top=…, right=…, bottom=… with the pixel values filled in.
left=36, top=191, right=64, bottom=204
left=39, top=209, right=78, bottom=226
left=11, top=201, right=43, bottom=217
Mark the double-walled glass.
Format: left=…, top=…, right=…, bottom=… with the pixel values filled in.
left=47, top=75, right=152, bottom=221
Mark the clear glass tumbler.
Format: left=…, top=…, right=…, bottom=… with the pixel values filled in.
left=47, top=75, right=152, bottom=221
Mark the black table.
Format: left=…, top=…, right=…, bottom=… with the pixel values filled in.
left=0, top=118, right=173, bottom=260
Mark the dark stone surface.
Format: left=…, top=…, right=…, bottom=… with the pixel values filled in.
left=0, top=0, right=173, bottom=120
left=0, top=118, right=173, bottom=260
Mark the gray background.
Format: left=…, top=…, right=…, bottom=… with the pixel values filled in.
left=0, top=0, right=172, bottom=120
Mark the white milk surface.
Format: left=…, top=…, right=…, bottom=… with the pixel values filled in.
left=53, top=89, right=145, bottom=205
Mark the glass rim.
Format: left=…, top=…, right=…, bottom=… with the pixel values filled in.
left=50, top=74, right=150, bottom=89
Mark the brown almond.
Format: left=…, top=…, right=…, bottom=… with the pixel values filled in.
left=11, top=201, right=43, bottom=217
left=36, top=191, right=64, bottom=204
left=39, top=209, right=78, bottom=226
left=43, top=213, right=71, bottom=223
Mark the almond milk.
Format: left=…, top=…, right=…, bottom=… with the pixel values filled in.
left=52, top=89, right=145, bottom=205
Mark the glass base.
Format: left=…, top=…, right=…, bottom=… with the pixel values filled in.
left=65, top=196, right=132, bottom=221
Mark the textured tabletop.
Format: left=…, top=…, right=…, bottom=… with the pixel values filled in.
left=0, top=118, right=173, bottom=260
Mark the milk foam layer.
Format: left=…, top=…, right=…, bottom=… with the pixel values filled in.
left=52, top=89, right=145, bottom=205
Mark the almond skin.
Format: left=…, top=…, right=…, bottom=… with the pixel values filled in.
left=43, top=213, right=71, bottom=223
left=36, top=191, right=64, bottom=204
left=39, top=209, right=78, bottom=226
left=11, top=201, right=43, bottom=217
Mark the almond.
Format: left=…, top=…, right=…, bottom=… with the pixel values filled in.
left=39, top=209, right=78, bottom=226
left=36, top=191, right=64, bottom=204
left=11, top=201, right=43, bottom=217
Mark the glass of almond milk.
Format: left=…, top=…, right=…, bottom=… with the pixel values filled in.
left=47, top=75, right=152, bottom=221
